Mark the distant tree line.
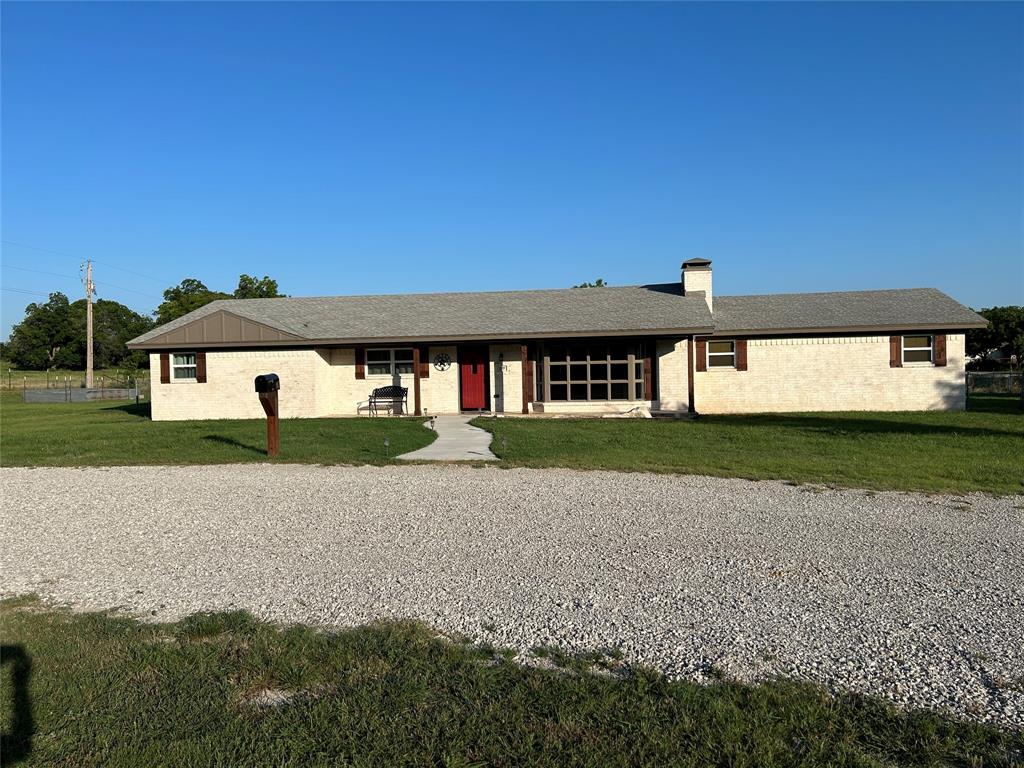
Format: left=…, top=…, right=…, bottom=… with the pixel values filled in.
left=3, top=274, right=284, bottom=371
left=966, top=306, right=1024, bottom=370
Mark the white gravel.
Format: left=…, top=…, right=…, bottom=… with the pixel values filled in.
left=2, top=464, right=1022, bottom=729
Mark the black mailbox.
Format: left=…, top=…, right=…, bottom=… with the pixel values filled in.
left=254, top=373, right=280, bottom=393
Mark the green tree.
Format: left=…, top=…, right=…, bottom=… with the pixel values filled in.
left=6, top=293, right=78, bottom=369
left=234, top=274, right=283, bottom=299
left=69, top=299, right=154, bottom=369
left=572, top=279, right=607, bottom=288
left=154, top=279, right=231, bottom=325
left=967, top=306, right=1024, bottom=365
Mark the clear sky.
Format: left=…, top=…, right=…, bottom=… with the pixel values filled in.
left=2, top=1, right=1022, bottom=339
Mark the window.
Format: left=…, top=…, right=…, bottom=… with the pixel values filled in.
left=707, top=340, right=736, bottom=368
left=367, top=348, right=414, bottom=376
left=543, top=342, right=643, bottom=401
left=172, top=353, right=197, bottom=381
left=902, top=335, right=933, bottom=364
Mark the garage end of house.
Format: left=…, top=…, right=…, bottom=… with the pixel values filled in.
left=127, top=260, right=987, bottom=421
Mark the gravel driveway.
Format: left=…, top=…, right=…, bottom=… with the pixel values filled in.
left=2, top=465, right=1021, bottom=729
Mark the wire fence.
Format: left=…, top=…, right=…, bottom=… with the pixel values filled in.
left=2, top=368, right=151, bottom=401
left=966, top=371, right=1022, bottom=395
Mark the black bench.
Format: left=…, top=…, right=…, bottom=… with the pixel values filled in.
left=367, top=385, right=408, bottom=416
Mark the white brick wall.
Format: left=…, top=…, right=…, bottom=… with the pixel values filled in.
left=655, top=338, right=690, bottom=412
left=150, top=333, right=967, bottom=420
left=694, top=334, right=967, bottom=413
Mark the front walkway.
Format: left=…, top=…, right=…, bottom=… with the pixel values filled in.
left=397, top=415, right=497, bottom=461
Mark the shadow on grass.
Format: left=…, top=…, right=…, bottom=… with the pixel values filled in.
left=701, top=413, right=1022, bottom=439
left=1, top=644, right=33, bottom=765
left=202, top=435, right=265, bottom=455
left=103, top=402, right=151, bottom=419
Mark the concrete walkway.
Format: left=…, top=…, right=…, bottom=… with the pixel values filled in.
left=397, top=415, right=497, bottom=461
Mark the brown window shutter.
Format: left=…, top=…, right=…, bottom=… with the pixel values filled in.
left=159, top=353, right=170, bottom=384
left=934, top=334, right=947, bottom=366
left=695, top=339, right=707, bottom=372
left=419, top=346, right=430, bottom=378
left=196, top=352, right=207, bottom=383
left=355, top=348, right=365, bottom=379
left=643, top=345, right=654, bottom=399
left=889, top=336, right=902, bottom=368
left=735, top=340, right=748, bottom=371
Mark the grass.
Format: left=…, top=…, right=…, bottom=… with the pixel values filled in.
left=2, top=599, right=1019, bottom=767
left=0, top=392, right=434, bottom=466
left=477, top=394, right=1024, bottom=495
left=1, top=391, right=1021, bottom=494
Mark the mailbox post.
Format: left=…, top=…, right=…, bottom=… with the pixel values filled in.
left=254, top=374, right=281, bottom=457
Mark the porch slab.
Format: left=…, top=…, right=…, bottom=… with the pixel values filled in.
left=397, top=415, right=497, bottom=461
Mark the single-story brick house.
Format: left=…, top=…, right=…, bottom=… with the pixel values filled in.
left=127, top=260, right=987, bottom=421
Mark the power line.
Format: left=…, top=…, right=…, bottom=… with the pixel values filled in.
left=2, top=286, right=50, bottom=297
left=2, top=262, right=162, bottom=300
left=1, top=239, right=172, bottom=285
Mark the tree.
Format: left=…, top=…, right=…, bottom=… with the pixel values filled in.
left=572, top=279, right=607, bottom=288
left=154, top=279, right=231, bottom=326
left=69, top=299, right=154, bottom=369
left=967, top=306, right=1024, bottom=366
left=6, top=293, right=79, bottom=369
left=234, top=274, right=283, bottom=299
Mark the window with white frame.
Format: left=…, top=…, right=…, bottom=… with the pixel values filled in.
left=707, top=340, right=736, bottom=368
left=366, top=348, right=415, bottom=376
left=902, top=335, right=933, bottom=364
left=172, top=352, right=197, bottom=380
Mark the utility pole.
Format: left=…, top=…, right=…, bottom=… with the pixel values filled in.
left=83, top=260, right=95, bottom=388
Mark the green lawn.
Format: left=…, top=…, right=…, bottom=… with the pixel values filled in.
left=1, top=599, right=1018, bottom=767
left=2, top=392, right=1021, bottom=494
left=0, top=393, right=434, bottom=466
left=477, top=395, right=1024, bottom=495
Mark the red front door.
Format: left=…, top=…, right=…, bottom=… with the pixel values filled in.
left=460, top=347, right=487, bottom=410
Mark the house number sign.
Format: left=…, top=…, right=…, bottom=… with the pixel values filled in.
left=433, top=353, right=452, bottom=371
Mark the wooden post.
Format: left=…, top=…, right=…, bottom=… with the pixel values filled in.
left=412, top=346, right=422, bottom=416
left=84, top=260, right=94, bottom=388
left=259, top=391, right=280, bottom=457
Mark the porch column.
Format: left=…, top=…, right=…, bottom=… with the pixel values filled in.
left=520, top=344, right=533, bottom=414
left=413, top=346, right=422, bottom=416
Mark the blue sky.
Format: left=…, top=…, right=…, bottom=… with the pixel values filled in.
left=2, top=1, right=1022, bottom=339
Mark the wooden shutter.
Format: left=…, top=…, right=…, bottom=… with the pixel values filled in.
left=355, top=348, right=365, bottom=379
left=521, top=344, right=534, bottom=413
left=695, top=339, right=707, bottom=372
left=419, top=346, right=430, bottom=378
left=889, top=336, right=902, bottom=368
left=735, top=340, right=748, bottom=371
left=643, top=344, right=654, bottom=399
left=934, top=334, right=947, bottom=367
left=195, top=352, right=207, bottom=383
left=159, top=353, right=170, bottom=384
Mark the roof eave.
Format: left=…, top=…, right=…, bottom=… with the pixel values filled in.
left=709, top=320, right=988, bottom=337
left=127, top=325, right=717, bottom=350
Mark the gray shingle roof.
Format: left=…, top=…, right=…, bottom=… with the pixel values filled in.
left=129, top=283, right=985, bottom=348
left=128, top=284, right=715, bottom=346
left=713, top=288, right=986, bottom=334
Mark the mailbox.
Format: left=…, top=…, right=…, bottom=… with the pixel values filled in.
left=254, top=373, right=280, bottom=393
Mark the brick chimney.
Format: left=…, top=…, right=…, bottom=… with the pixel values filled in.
left=681, top=258, right=712, bottom=311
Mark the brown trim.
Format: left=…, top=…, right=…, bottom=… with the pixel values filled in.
left=128, top=326, right=718, bottom=350
left=412, top=346, right=422, bottom=415
left=687, top=338, right=696, bottom=413
left=159, top=353, right=170, bottom=384
left=889, top=336, right=902, bottom=368
left=642, top=343, right=653, bottom=400
left=711, top=321, right=985, bottom=338
left=418, top=345, right=430, bottom=378
left=934, top=334, right=947, bottom=366
left=195, top=351, right=207, bottom=383
left=695, top=338, right=707, bottom=372
left=520, top=344, right=534, bottom=414
left=735, top=340, right=747, bottom=372
left=355, top=348, right=365, bottom=379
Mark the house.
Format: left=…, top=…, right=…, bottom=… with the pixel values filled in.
left=127, top=260, right=987, bottom=421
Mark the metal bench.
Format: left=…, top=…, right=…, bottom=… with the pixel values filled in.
left=367, top=385, right=408, bottom=416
